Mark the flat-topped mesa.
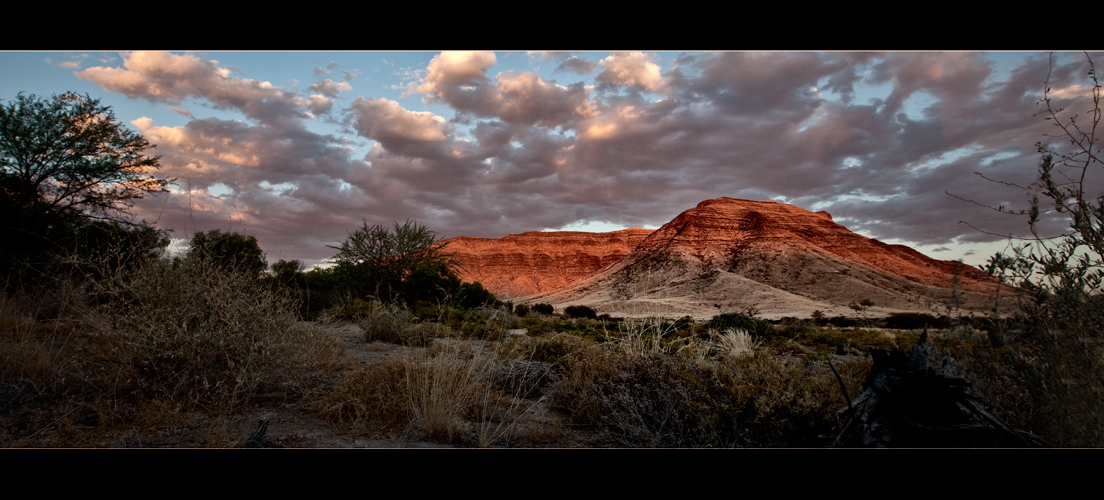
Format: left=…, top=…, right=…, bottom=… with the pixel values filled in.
left=625, top=197, right=993, bottom=291
left=443, top=227, right=654, bottom=298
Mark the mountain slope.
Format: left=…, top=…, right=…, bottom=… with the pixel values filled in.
left=448, top=197, right=1012, bottom=319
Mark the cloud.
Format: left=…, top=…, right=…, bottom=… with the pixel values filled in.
left=595, top=52, right=665, bottom=92
left=416, top=51, right=498, bottom=110
left=349, top=97, right=451, bottom=145
left=308, top=78, right=353, bottom=97
left=77, top=51, right=312, bottom=127
left=556, top=56, right=597, bottom=75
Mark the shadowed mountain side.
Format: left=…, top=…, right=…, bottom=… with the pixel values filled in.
left=442, top=228, right=654, bottom=299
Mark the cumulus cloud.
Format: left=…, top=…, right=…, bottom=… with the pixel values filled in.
left=556, top=56, right=597, bottom=74
left=309, top=78, right=353, bottom=97
left=77, top=51, right=312, bottom=127
left=595, top=52, right=665, bottom=92
left=350, top=97, right=450, bottom=144
left=416, top=51, right=498, bottom=110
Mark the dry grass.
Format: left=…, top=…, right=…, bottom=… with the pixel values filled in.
left=315, top=338, right=555, bottom=447
left=716, top=329, right=761, bottom=358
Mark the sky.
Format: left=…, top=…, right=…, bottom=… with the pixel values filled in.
left=2, top=50, right=1101, bottom=270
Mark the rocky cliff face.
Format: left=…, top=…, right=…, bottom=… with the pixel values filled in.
left=445, top=197, right=1011, bottom=319
left=624, top=197, right=992, bottom=291
left=442, top=228, right=653, bottom=299
left=532, top=198, right=1009, bottom=318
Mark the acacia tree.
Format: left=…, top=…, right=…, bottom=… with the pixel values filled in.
left=328, top=219, right=459, bottom=304
left=0, top=92, right=171, bottom=267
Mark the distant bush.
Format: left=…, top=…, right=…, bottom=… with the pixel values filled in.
left=883, top=312, right=951, bottom=330
left=456, top=281, right=500, bottom=310
left=532, top=303, right=554, bottom=315
left=827, top=316, right=858, bottom=328
left=564, top=305, right=598, bottom=320
left=514, top=304, right=530, bottom=317
left=708, top=312, right=774, bottom=337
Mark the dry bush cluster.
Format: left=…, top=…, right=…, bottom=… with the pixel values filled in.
left=0, top=255, right=347, bottom=446
left=314, top=310, right=878, bottom=447
left=548, top=332, right=870, bottom=447
left=316, top=339, right=559, bottom=447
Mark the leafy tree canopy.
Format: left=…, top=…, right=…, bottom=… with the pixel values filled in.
left=0, top=92, right=171, bottom=231
left=186, top=229, right=267, bottom=275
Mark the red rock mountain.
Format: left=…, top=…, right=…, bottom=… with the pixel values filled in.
left=447, top=197, right=1011, bottom=319
left=442, top=228, right=653, bottom=299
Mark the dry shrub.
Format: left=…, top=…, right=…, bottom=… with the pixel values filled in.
left=358, top=302, right=414, bottom=343
left=317, top=338, right=553, bottom=446
left=404, top=341, right=496, bottom=442
left=314, top=356, right=411, bottom=432
left=82, top=257, right=312, bottom=410
left=550, top=342, right=871, bottom=447
left=716, top=329, right=761, bottom=358
left=949, top=324, right=1104, bottom=447
left=4, top=254, right=345, bottom=423
left=498, top=332, right=593, bottom=366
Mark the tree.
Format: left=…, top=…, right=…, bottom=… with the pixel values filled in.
left=270, top=258, right=305, bottom=288
left=328, top=219, right=459, bottom=304
left=0, top=92, right=170, bottom=242
left=0, top=92, right=171, bottom=280
left=186, top=229, right=267, bottom=275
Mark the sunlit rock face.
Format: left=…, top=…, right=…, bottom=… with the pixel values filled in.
left=445, top=197, right=1008, bottom=318
left=442, top=228, right=654, bottom=299
left=624, top=197, right=993, bottom=291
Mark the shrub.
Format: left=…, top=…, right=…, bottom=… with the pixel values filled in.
left=549, top=344, right=868, bottom=447
left=457, top=281, right=500, bottom=310
left=89, top=256, right=305, bottom=410
left=827, top=316, right=858, bottom=328
left=531, top=303, right=554, bottom=316
left=564, top=305, right=598, bottom=320
left=708, top=312, right=774, bottom=337
left=955, top=53, right=1104, bottom=446
left=884, top=312, right=951, bottom=330
left=514, top=304, right=530, bottom=317
left=358, top=302, right=415, bottom=344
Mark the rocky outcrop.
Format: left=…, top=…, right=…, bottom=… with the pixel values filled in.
left=622, top=197, right=994, bottom=292
left=442, top=228, right=653, bottom=299
left=446, top=197, right=1012, bottom=318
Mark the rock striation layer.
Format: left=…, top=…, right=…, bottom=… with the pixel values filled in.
left=442, top=228, right=653, bottom=299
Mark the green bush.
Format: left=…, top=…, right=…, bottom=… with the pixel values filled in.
left=531, top=303, right=554, bottom=315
